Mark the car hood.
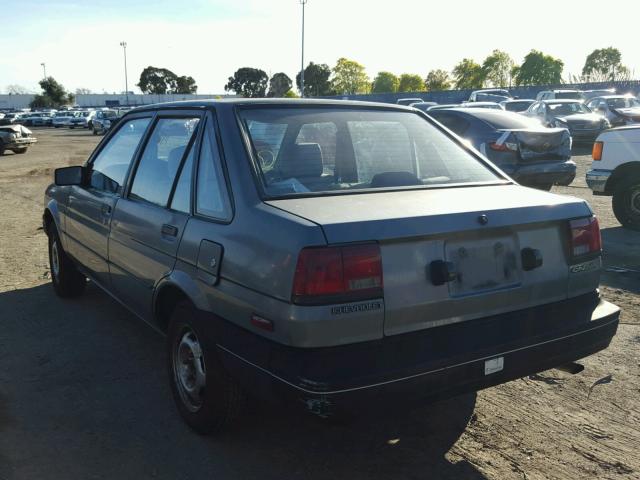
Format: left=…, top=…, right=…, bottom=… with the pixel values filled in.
left=266, top=184, right=590, bottom=243
left=556, top=113, right=601, bottom=123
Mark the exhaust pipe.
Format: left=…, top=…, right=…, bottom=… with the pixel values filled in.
left=556, top=362, right=584, bottom=375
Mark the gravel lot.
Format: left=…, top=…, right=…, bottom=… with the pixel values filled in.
left=0, top=128, right=638, bottom=480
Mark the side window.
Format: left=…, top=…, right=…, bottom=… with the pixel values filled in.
left=170, top=143, right=195, bottom=214
left=196, top=123, right=232, bottom=220
left=130, top=117, right=200, bottom=207
left=90, top=117, right=151, bottom=194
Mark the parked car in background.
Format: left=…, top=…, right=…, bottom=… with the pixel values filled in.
left=460, top=102, right=504, bottom=110
left=410, top=101, right=438, bottom=112
left=43, top=99, right=618, bottom=432
left=0, top=124, right=37, bottom=155
left=426, top=104, right=461, bottom=111
left=582, top=89, right=616, bottom=101
left=92, top=109, right=120, bottom=135
left=0, top=113, right=24, bottom=125
left=396, top=98, right=424, bottom=106
left=428, top=108, right=574, bottom=190
left=468, top=89, right=512, bottom=103
left=587, top=126, right=640, bottom=230
left=23, top=112, right=55, bottom=127
left=525, top=100, right=609, bottom=142
left=501, top=99, right=535, bottom=113
left=585, top=95, right=640, bottom=127
left=52, top=111, right=78, bottom=128
left=536, top=89, right=584, bottom=101
left=69, top=110, right=96, bottom=129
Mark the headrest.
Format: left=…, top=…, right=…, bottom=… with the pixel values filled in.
left=279, top=143, right=323, bottom=178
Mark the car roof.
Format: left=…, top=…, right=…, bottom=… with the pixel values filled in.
left=127, top=98, right=421, bottom=113
left=589, top=95, right=634, bottom=100
left=541, top=99, right=583, bottom=104
left=473, top=89, right=509, bottom=93
left=502, top=99, right=534, bottom=103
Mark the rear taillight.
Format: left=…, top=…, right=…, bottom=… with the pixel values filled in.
left=569, top=216, right=601, bottom=261
left=292, top=244, right=383, bottom=305
left=592, top=141, right=603, bottom=161
left=488, top=141, right=518, bottom=152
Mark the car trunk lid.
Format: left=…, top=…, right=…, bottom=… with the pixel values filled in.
left=267, top=184, right=595, bottom=336
left=497, top=128, right=571, bottom=162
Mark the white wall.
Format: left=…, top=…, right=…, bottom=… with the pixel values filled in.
left=0, top=93, right=235, bottom=109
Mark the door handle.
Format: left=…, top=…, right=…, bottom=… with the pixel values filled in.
left=161, top=224, right=178, bottom=237
left=101, top=203, right=112, bottom=216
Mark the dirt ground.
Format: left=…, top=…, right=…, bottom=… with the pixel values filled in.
left=0, top=128, right=638, bottom=480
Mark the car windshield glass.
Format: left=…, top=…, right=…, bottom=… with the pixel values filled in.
left=548, top=102, right=590, bottom=115
left=555, top=91, right=583, bottom=99
left=607, top=97, right=640, bottom=108
left=239, top=107, right=501, bottom=198
left=504, top=102, right=531, bottom=111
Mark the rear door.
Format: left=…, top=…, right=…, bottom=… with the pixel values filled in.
left=64, top=115, right=152, bottom=288
left=108, top=112, right=202, bottom=319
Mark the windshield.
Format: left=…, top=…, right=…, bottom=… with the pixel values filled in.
left=239, top=107, right=501, bottom=198
left=503, top=101, right=532, bottom=112
left=548, top=102, right=591, bottom=115
left=607, top=97, right=640, bottom=109
left=555, top=91, right=583, bottom=100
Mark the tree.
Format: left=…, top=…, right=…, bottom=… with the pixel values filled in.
left=424, top=69, right=452, bottom=91
left=582, top=47, right=629, bottom=81
left=514, top=50, right=564, bottom=86
left=452, top=59, right=485, bottom=90
left=482, top=50, right=515, bottom=87
left=331, top=58, right=370, bottom=95
left=138, top=66, right=178, bottom=94
left=6, top=84, right=32, bottom=95
left=296, top=62, right=332, bottom=96
left=224, top=67, right=268, bottom=97
left=75, top=87, right=93, bottom=95
left=175, top=75, right=198, bottom=94
left=268, top=72, right=292, bottom=97
left=371, top=71, right=399, bottom=93
left=29, top=77, right=74, bottom=108
left=284, top=90, right=299, bottom=98
left=398, top=73, right=424, bottom=92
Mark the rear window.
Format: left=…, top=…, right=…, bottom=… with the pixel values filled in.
left=239, top=107, right=501, bottom=198
left=503, top=101, right=532, bottom=112
left=555, top=91, right=584, bottom=100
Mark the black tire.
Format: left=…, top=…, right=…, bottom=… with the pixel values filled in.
left=13, top=148, right=27, bottom=154
left=48, top=228, right=86, bottom=297
left=612, top=180, right=640, bottom=231
left=167, top=301, right=245, bottom=434
left=0, top=141, right=4, bottom=156
left=92, top=127, right=98, bottom=135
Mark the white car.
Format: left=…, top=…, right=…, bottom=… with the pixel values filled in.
left=586, top=126, right=640, bottom=230
left=68, top=110, right=96, bottom=129
left=52, top=112, right=78, bottom=128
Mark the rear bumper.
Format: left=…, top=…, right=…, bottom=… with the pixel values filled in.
left=569, top=129, right=602, bottom=141
left=504, top=160, right=576, bottom=187
left=586, top=169, right=611, bottom=194
left=205, top=292, right=619, bottom=417
left=5, top=138, right=36, bottom=149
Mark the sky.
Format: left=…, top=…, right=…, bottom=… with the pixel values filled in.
left=2, top=0, right=640, bottom=95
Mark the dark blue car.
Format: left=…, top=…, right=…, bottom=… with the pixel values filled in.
left=428, top=108, right=575, bottom=190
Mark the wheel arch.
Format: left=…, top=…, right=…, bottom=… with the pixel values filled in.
left=605, top=161, right=640, bottom=194
left=153, top=272, right=209, bottom=333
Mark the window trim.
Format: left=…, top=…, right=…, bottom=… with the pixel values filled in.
left=192, top=110, right=235, bottom=224
left=235, top=104, right=511, bottom=202
left=84, top=112, right=155, bottom=196
left=122, top=110, right=204, bottom=208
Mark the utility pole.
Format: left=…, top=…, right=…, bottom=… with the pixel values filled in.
left=120, top=41, right=129, bottom=106
left=40, top=63, right=46, bottom=80
left=300, top=0, right=307, bottom=98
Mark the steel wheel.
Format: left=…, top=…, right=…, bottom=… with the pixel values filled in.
left=51, top=239, right=61, bottom=281
left=173, top=327, right=207, bottom=413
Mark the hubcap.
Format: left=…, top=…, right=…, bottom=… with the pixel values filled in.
left=630, top=187, right=640, bottom=215
left=173, top=328, right=206, bottom=412
left=51, top=240, right=60, bottom=280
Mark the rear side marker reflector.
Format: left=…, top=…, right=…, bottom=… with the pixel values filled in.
left=251, top=315, right=274, bottom=332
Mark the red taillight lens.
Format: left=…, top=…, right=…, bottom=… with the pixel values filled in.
left=569, top=216, right=601, bottom=260
left=292, top=244, right=383, bottom=305
left=592, top=141, right=603, bottom=161
left=489, top=142, right=509, bottom=152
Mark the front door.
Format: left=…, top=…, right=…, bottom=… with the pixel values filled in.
left=108, top=114, right=202, bottom=319
left=64, top=116, right=152, bottom=288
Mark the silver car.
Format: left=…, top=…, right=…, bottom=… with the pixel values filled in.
left=43, top=99, right=619, bottom=433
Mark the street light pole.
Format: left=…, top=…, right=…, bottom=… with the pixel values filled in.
left=300, top=0, right=307, bottom=98
left=40, top=63, right=46, bottom=80
left=119, top=41, right=129, bottom=106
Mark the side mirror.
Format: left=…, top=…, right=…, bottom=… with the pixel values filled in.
left=55, top=165, right=86, bottom=186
